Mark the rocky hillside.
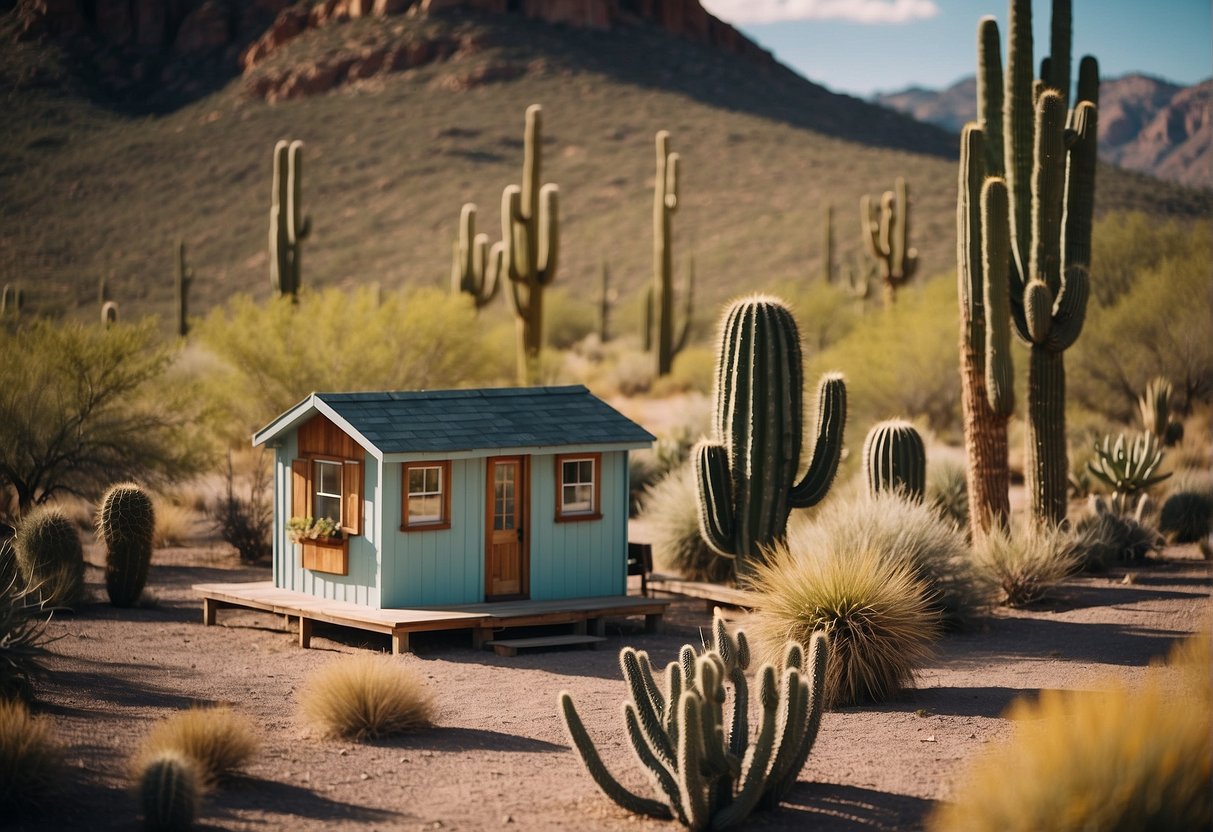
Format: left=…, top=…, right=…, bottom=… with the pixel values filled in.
left=876, top=74, right=1212, bottom=190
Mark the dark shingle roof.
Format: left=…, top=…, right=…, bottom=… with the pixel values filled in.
left=314, top=386, right=654, bottom=454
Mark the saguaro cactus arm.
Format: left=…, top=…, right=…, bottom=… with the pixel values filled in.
left=451, top=203, right=503, bottom=308
left=788, top=373, right=847, bottom=509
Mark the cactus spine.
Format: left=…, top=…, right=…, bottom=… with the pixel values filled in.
left=450, top=202, right=503, bottom=309
left=559, top=610, right=829, bottom=829
left=101, top=301, right=119, bottom=327
left=269, top=139, right=311, bottom=301
left=176, top=241, right=193, bottom=338
left=97, top=482, right=155, bottom=608
left=501, top=105, right=559, bottom=384
left=140, top=752, right=199, bottom=832
left=651, top=131, right=692, bottom=377
left=861, top=177, right=918, bottom=306
left=693, top=296, right=846, bottom=572
left=863, top=420, right=926, bottom=502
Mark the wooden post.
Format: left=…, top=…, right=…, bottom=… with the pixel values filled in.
left=203, top=598, right=217, bottom=626
left=391, top=629, right=410, bottom=655
left=644, top=612, right=662, bottom=634
left=299, top=616, right=313, bottom=648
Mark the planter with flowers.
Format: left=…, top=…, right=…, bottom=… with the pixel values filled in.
left=288, top=516, right=348, bottom=575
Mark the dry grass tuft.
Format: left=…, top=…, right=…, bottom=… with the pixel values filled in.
left=300, top=655, right=435, bottom=740
left=929, top=635, right=1212, bottom=832
left=151, top=497, right=195, bottom=549
left=745, top=538, right=938, bottom=708
left=136, top=706, right=257, bottom=786
left=639, top=465, right=734, bottom=584
left=971, top=523, right=1079, bottom=606
left=0, top=698, right=64, bottom=813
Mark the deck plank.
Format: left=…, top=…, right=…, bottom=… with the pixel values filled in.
left=646, top=574, right=751, bottom=608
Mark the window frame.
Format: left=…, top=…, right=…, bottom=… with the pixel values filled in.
left=554, top=452, right=602, bottom=522
left=401, top=460, right=453, bottom=532
left=312, top=458, right=344, bottom=525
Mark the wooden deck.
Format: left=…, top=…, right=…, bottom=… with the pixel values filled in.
left=646, top=573, right=752, bottom=609
left=193, top=581, right=669, bottom=655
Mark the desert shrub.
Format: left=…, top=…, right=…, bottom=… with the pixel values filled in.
left=639, top=465, right=734, bottom=584
left=1073, top=503, right=1163, bottom=571
left=0, top=698, right=64, bottom=814
left=784, top=492, right=982, bottom=626
left=544, top=288, right=598, bottom=350
left=929, top=635, right=1211, bottom=832
left=806, top=277, right=962, bottom=438
left=972, top=523, right=1079, bottom=606
left=137, top=706, right=257, bottom=786
left=196, top=286, right=504, bottom=443
left=0, top=541, right=52, bottom=702
left=746, top=533, right=938, bottom=708
left=13, top=506, right=85, bottom=609
left=0, top=319, right=209, bottom=516
left=1159, top=471, right=1213, bottom=544
left=212, top=452, right=272, bottom=564
left=927, top=458, right=969, bottom=532
left=652, top=344, right=716, bottom=396
left=300, top=655, right=435, bottom=740
left=774, top=278, right=861, bottom=353
left=1089, top=211, right=1201, bottom=308
left=137, top=751, right=200, bottom=832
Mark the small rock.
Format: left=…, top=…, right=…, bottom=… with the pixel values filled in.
left=502, top=815, right=513, bottom=824
left=361, top=772, right=370, bottom=780
left=339, top=749, right=349, bottom=756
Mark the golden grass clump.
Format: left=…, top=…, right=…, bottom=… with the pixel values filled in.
left=640, top=465, right=735, bottom=584
left=300, top=655, right=435, bottom=740
left=137, top=706, right=257, bottom=786
left=929, top=635, right=1212, bottom=832
left=745, top=537, right=939, bottom=708
left=971, top=523, right=1080, bottom=606
left=0, top=698, right=65, bottom=813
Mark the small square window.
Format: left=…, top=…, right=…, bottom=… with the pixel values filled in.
left=556, top=454, right=600, bottom=521
left=313, top=459, right=342, bottom=523
left=403, top=461, right=451, bottom=531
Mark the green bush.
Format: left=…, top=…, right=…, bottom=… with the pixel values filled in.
left=927, top=458, right=969, bottom=533
left=746, top=520, right=938, bottom=707
left=1159, top=471, right=1213, bottom=544
left=13, top=507, right=84, bottom=609
left=1073, top=501, right=1163, bottom=570
left=195, top=286, right=506, bottom=443
left=543, top=288, right=599, bottom=350
left=639, top=465, right=734, bottom=584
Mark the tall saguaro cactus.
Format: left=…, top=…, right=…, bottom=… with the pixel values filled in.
left=450, top=202, right=503, bottom=309
left=650, top=130, right=693, bottom=376
left=957, top=123, right=1014, bottom=538
left=269, top=139, right=311, bottom=300
left=176, top=241, right=193, bottom=338
left=694, top=296, right=846, bottom=573
left=502, top=105, right=559, bottom=384
left=861, top=177, right=918, bottom=306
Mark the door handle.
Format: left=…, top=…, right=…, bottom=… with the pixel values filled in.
left=516, top=526, right=524, bottom=542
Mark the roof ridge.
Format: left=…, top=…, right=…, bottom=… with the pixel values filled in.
left=316, top=385, right=588, bottom=402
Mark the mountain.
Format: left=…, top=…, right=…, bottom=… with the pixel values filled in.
left=876, top=74, right=1212, bottom=190
left=2, top=1, right=1209, bottom=328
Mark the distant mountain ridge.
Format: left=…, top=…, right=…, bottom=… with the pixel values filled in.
left=875, top=74, right=1212, bottom=190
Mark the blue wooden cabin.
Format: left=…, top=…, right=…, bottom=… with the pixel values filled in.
left=252, top=386, right=654, bottom=609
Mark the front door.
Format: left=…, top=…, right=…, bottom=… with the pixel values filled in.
left=486, top=456, right=528, bottom=601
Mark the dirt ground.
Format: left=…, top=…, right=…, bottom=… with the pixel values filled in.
left=13, top=542, right=1212, bottom=832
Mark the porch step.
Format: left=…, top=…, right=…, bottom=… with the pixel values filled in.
left=484, top=634, right=608, bottom=657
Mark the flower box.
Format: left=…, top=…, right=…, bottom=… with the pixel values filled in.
left=300, top=536, right=348, bottom=575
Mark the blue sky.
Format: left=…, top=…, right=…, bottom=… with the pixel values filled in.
left=701, top=0, right=1213, bottom=97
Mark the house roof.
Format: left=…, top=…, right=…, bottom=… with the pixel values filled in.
left=253, top=385, right=655, bottom=456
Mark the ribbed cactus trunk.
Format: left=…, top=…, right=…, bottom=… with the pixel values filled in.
left=1026, top=349, right=1069, bottom=522
left=503, top=105, right=559, bottom=384
left=98, top=483, right=155, bottom=608
left=651, top=131, right=691, bottom=377
left=694, top=296, right=845, bottom=572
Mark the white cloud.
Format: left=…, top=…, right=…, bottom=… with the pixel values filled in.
left=702, top=0, right=941, bottom=25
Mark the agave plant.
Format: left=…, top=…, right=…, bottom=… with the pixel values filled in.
left=1086, top=432, right=1171, bottom=514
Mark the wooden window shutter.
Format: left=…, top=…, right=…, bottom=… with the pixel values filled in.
left=291, top=459, right=311, bottom=518
left=341, top=458, right=363, bottom=536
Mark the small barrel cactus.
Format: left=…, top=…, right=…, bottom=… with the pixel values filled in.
left=13, top=506, right=84, bottom=608
left=97, top=483, right=156, bottom=608
left=140, top=751, right=199, bottom=832
left=863, top=420, right=927, bottom=502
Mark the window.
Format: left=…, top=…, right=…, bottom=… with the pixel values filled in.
left=314, top=459, right=343, bottom=523
left=402, top=461, right=452, bottom=530
left=555, top=453, right=601, bottom=521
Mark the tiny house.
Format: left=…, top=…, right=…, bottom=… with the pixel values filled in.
left=252, top=386, right=654, bottom=609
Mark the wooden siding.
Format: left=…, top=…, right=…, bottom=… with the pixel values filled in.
left=382, top=458, right=485, bottom=607
left=273, top=432, right=381, bottom=607
left=298, top=413, right=363, bottom=459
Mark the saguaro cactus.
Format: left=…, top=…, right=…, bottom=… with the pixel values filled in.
left=693, top=296, right=846, bottom=572
left=0, top=284, right=22, bottom=317
left=651, top=131, right=693, bottom=376
left=269, top=139, right=311, bottom=300
left=558, top=610, right=829, bottom=829
left=450, top=202, right=503, bottom=309
left=861, top=177, right=918, bottom=305
left=502, top=105, right=559, bottom=384
left=101, top=301, right=119, bottom=327
left=821, top=205, right=835, bottom=284
left=97, top=482, right=156, bottom=608
left=176, top=241, right=193, bottom=338
left=957, top=122, right=1014, bottom=538
left=598, top=261, right=615, bottom=343
left=863, top=420, right=926, bottom=502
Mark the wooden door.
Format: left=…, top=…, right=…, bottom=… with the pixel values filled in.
left=486, top=456, right=528, bottom=601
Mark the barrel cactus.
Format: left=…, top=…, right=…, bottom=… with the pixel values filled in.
left=13, top=506, right=84, bottom=609
left=693, top=296, right=846, bottom=573
left=558, top=610, right=829, bottom=829
left=139, top=751, right=199, bottom=832
left=97, top=483, right=156, bottom=608
left=863, top=420, right=926, bottom=502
